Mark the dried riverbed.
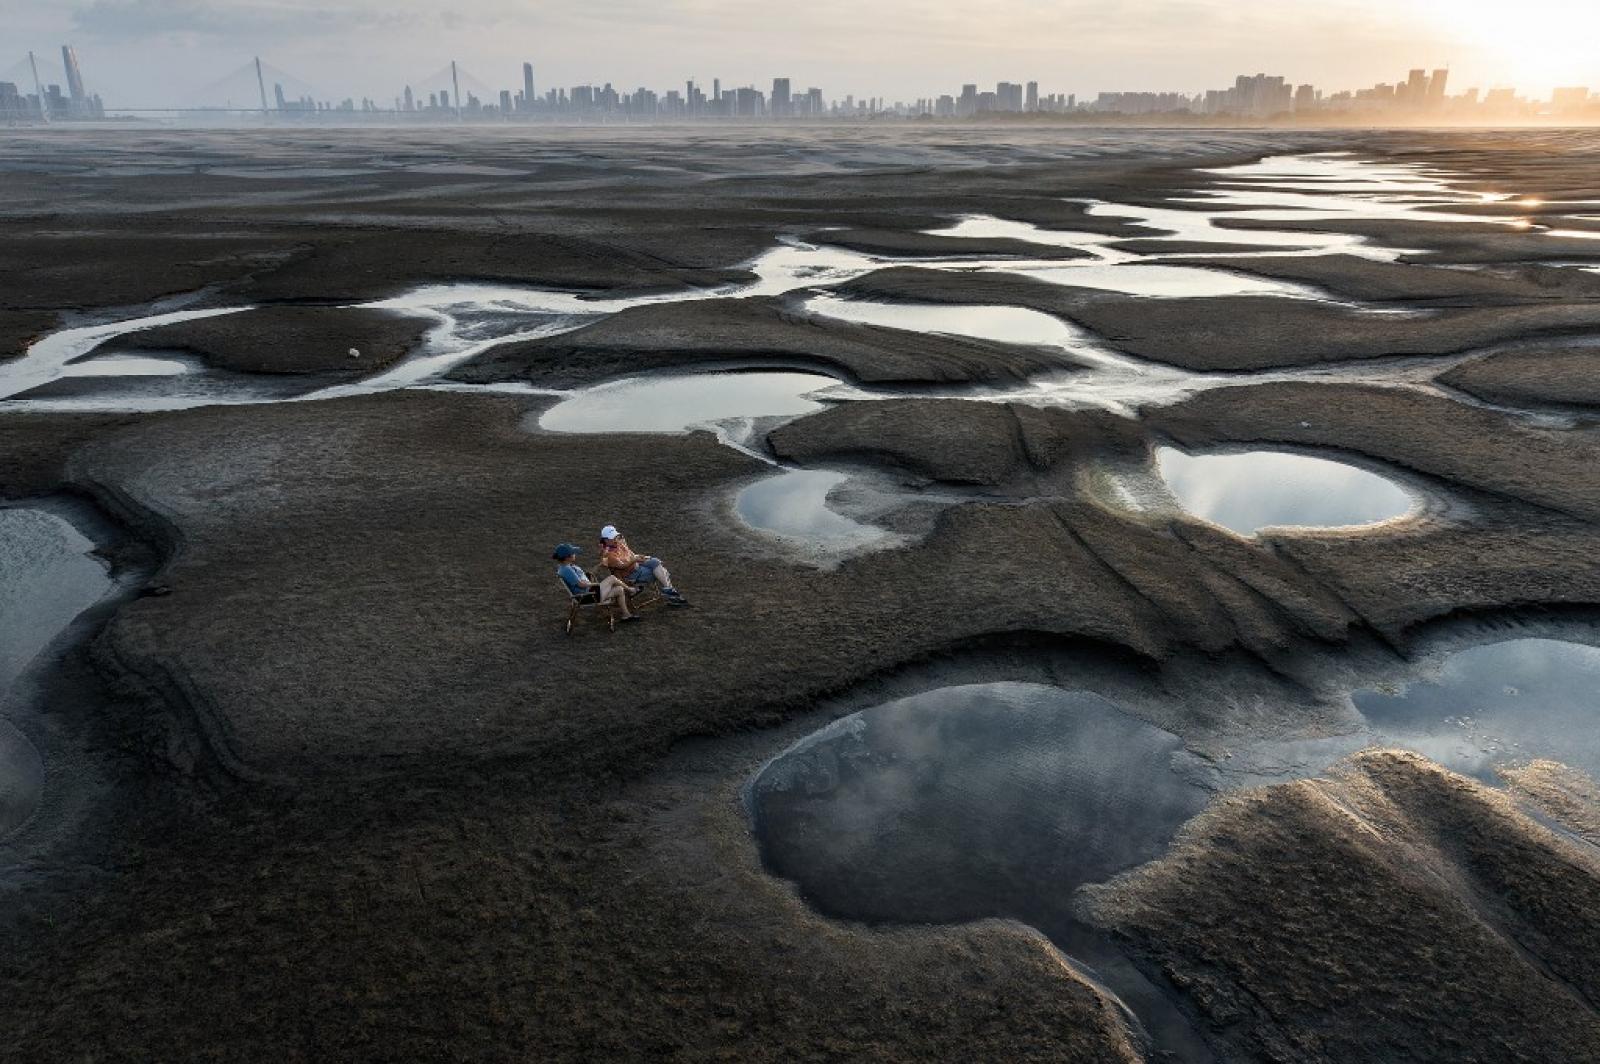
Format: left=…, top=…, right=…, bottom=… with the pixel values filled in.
left=4, top=126, right=1600, bottom=1063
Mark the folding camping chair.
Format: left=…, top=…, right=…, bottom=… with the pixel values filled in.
left=559, top=570, right=664, bottom=635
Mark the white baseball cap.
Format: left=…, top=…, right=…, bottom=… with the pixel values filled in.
left=600, top=525, right=620, bottom=540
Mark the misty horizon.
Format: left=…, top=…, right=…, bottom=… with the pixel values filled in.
left=5, top=0, right=1598, bottom=110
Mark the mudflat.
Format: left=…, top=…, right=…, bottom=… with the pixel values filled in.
left=5, top=126, right=1600, bottom=1063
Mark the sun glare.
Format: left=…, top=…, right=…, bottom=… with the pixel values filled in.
left=1414, top=0, right=1600, bottom=91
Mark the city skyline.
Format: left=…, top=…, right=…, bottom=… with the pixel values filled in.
left=6, top=0, right=1600, bottom=110
left=3, top=44, right=1594, bottom=126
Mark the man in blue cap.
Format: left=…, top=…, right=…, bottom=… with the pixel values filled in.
left=553, top=542, right=638, bottom=622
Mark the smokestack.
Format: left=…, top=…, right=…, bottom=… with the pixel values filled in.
left=451, top=60, right=462, bottom=119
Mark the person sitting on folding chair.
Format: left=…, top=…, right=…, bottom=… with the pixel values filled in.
left=554, top=542, right=639, bottom=622
left=598, top=524, right=690, bottom=607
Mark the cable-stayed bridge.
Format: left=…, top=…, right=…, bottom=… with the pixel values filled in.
left=3, top=51, right=505, bottom=115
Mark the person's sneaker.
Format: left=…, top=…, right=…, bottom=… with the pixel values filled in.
left=619, top=614, right=642, bottom=623
left=665, top=590, right=692, bottom=607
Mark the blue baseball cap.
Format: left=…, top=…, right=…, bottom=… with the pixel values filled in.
left=552, top=543, right=581, bottom=560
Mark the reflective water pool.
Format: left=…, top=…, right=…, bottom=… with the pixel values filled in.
left=0, top=508, right=113, bottom=696
left=926, top=215, right=1116, bottom=251
left=804, top=295, right=1084, bottom=346
left=1017, top=262, right=1313, bottom=297
left=750, top=683, right=1210, bottom=921
left=733, top=468, right=900, bottom=558
left=1355, top=639, right=1600, bottom=784
left=61, top=354, right=194, bottom=377
left=1156, top=446, right=1416, bottom=535
left=748, top=681, right=1214, bottom=1059
left=537, top=371, right=843, bottom=434
left=0, top=507, right=114, bottom=841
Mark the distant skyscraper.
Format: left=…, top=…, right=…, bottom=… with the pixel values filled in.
left=403, top=85, right=414, bottom=112
left=1552, top=86, right=1590, bottom=111
left=523, top=63, right=535, bottom=110
left=1025, top=81, right=1038, bottom=111
left=1428, top=68, right=1449, bottom=104
left=1404, top=68, right=1428, bottom=105
left=61, top=45, right=86, bottom=107
left=772, top=77, right=791, bottom=117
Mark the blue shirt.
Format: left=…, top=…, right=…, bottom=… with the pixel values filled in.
left=557, top=563, right=591, bottom=595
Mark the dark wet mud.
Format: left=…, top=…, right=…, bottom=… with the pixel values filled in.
left=5, top=127, right=1600, bottom=1063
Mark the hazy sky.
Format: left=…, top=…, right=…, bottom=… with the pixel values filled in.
left=4, top=0, right=1596, bottom=107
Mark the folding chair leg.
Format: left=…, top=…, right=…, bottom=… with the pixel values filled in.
left=565, top=602, right=577, bottom=635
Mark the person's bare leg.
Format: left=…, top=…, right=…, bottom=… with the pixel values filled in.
left=601, top=576, right=632, bottom=618
left=652, top=563, right=673, bottom=589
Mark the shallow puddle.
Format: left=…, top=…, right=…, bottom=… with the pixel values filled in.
left=0, top=507, right=114, bottom=840
left=1354, top=638, right=1600, bottom=784
left=0, top=508, right=114, bottom=696
left=1092, top=201, right=1356, bottom=253
left=1156, top=446, right=1415, bottom=535
left=1015, top=262, right=1314, bottom=298
left=61, top=353, right=195, bottom=377
left=537, top=371, right=842, bottom=435
left=740, top=242, right=891, bottom=297
left=926, top=215, right=1116, bottom=251
left=733, top=468, right=900, bottom=558
left=804, top=295, right=1084, bottom=346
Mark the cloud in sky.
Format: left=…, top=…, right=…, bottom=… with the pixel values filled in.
left=0, top=0, right=1583, bottom=106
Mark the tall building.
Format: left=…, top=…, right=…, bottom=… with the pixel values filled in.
left=1402, top=68, right=1428, bottom=105
left=1231, top=73, right=1291, bottom=117
left=403, top=85, right=414, bottom=112
left=0, top=82, right=30, bottom=123
left=1025, top=81, right=1038, bottom=111
left=61, top=45, right=86, bottom=110
left=523, top=63, right=535, bottom=111
left=1427, top=68, right=1449, bottom=105
left=771, top=77, right=791, bottom=117
left=1552, top=86, right=1592, bottom=112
